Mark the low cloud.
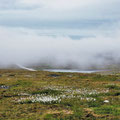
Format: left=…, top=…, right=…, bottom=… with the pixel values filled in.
left=0, top=26, right=120, bottom=69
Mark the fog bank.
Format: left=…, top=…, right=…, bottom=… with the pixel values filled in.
left=0, top=26, right=120, bottom=69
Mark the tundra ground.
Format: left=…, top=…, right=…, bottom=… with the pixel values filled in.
left=0, top=70, right=120, bottom=120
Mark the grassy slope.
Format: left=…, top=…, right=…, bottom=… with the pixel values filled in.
left=0, top=70, right=120, bottom=120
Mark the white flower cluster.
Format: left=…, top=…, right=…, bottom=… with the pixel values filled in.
left=17, top=94, right=61, bottom=104
left=60, top=94, right=96, bottom=101
left=65, top=88, right=109, bottom=96
left=16, top=94, right=96, bottom=104
left=18, top=93, right=30, bottom=96
left=42, top=86, right=109, bottom=96
left=80, top=97, right=96, bottom=101
left=15, top=86, right=109, bottom=104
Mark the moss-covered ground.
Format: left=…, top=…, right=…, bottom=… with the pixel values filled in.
left=0, top=69, right=120, bottom=120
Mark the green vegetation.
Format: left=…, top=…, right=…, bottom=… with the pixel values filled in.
left=31, top=89, right=63, bottom=95
left=0, top=69, right=120, bottom=120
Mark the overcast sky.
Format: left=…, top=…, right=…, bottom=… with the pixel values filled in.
left=0, top=0, right=120, bottom=28
left=0, top=0, right=120, bottom=68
